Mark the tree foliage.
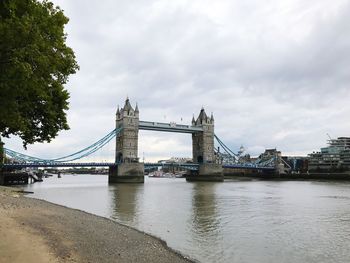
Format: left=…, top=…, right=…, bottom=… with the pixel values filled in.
left=0, top=0, right=79, bottom=148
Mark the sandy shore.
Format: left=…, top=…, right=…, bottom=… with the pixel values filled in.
left=0, top=186, right=194, bottom=263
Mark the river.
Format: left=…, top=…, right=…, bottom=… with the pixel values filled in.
left=24, top=175, right=350, bottom=263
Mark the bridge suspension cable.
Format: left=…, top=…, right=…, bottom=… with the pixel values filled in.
left=4, top=128, right=122, bottom=163
left=213, top=135, right=278, bottom=169
left=214, top=134, right=239, bottom=157
left=51, top=128, right=118, bottom=161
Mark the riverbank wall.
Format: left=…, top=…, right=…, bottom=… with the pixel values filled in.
left=224, top=170, right=350, bottom=180
left=0, top=172, right=29, bottom=185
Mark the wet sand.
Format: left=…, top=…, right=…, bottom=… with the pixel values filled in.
left=0, top=186, right=194, bottom=263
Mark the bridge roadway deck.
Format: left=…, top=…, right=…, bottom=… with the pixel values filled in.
left=2, top=162, right=116, bottom=168
left=2, top=163, right=274, bottom=170
left=139, top=121, right=203, bottom=133
left=222, top=164, right=275, bottom=171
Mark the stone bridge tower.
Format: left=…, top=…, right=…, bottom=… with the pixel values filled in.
left=192, top=108, right=215, bottom=164
left=115, top=98, right=139, bottom=163
left=109, top=98, right=144, bottom=183
left=189, top=108, right=223, bottom=181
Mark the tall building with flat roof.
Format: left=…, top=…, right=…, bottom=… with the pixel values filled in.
left=308, top=137, right=350, bottom=172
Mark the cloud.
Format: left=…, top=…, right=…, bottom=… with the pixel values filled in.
left=4, top=0, right=350, bottom=162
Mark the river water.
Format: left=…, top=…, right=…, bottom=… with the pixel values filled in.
left=24, top=175, right=350, bottom=263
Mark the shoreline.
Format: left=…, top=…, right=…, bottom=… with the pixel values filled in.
left=224, top=173, right=350, bottom=180
left=0, top=186, right=195, bottom=263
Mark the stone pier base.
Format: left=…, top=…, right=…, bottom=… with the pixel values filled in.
left=186, top=163, right=224, bottom=182
left=108, top=163, right=144, bottom=183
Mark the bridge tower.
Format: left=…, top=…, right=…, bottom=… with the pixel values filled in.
left=189, top=108, right=223, bottom=181
left=109, top=98, right=144, bottom=183
left=192, top=108, right=215, bottom=164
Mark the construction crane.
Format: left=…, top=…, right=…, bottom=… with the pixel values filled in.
left=326, top=133, right=332, bottom=141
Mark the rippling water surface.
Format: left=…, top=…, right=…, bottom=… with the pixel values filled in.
left=24, top=175, right=350, bottom=263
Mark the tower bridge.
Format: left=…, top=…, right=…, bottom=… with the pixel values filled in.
left=1, top=98, right=280, bottom=183
left=111, top=98, right=222, bottom=182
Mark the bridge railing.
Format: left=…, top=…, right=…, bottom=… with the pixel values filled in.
left=139, top=121, right=203, bottom=133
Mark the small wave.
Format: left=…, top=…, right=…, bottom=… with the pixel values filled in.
left=319, top=195, right=350, bottom=200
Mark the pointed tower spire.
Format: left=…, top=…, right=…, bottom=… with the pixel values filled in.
left=135, top=103, right=139, bottom=113
left=123, top=97, right=133, bottom=112
left=116, top=105, right=120, bottom=116
left=197, top=107, right=208, bottom=124
left=210, top=112, right=214, bottom=123
left=192, top=114, right=195, bottom=125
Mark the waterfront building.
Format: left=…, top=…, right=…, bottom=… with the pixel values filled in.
left=157, top=157, right=193, bottom=164
left=308, top=137, right=350, bottom=172
left=259, top=149, right=281, bottom=161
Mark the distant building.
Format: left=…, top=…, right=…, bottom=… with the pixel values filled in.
left=157, top=157, right=193, bottom=164
left=258, top=149, right=281, bottom=164
left=260, top=149, right=281, bottom=159
left=308, top=137, right=350, bottom=172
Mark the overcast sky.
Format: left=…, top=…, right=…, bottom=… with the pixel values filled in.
left=4, top=0, right=350, bottom=162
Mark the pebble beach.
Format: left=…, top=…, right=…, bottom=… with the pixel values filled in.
left=0, top=186, right=194, bottom=263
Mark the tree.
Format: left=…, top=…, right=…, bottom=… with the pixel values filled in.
left=0, top=140, right=4, bottom=165
left=0, top=0, right=79, bottom=148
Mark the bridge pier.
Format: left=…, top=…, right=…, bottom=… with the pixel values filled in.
left=108, top=163, right=144, bottom=183
left=186, top=163, right=223, bottom=182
